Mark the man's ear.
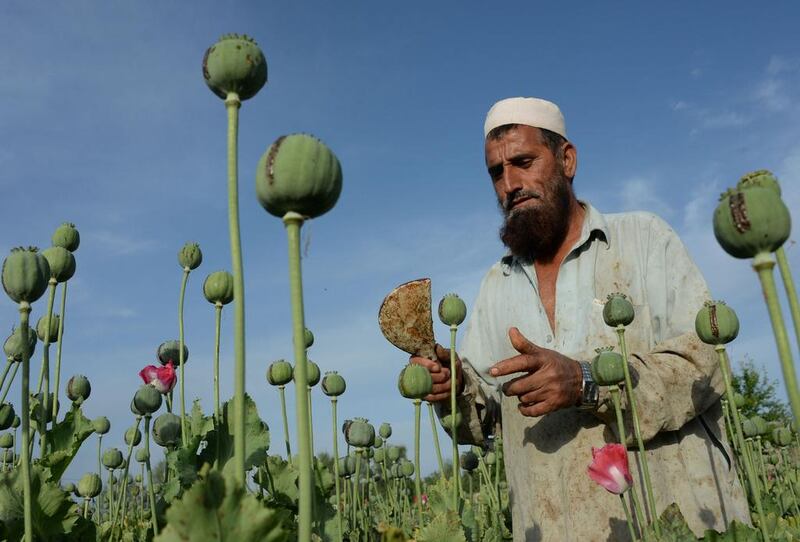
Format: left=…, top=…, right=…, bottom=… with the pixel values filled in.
left=562, top=141, right=577, bottom=181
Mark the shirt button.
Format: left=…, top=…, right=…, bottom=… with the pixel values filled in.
left=546, top=335, right=552, bottom=343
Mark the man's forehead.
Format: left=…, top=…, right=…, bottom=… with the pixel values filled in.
left=484, top=126, right=545, bottom=162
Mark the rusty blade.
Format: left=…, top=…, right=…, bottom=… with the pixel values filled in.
left=378, top=278, right=436, bottom=360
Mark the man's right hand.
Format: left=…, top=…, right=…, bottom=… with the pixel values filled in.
left=409, top=344, right=464, bottom=403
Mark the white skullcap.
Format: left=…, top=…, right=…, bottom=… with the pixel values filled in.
left=484, top=97, right=567, bottom=139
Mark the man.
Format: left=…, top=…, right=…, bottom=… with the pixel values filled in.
left=411, top=97, right=750, bottom=541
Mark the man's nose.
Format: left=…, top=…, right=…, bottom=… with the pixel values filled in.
left=499, top=166, right=524, bottom=197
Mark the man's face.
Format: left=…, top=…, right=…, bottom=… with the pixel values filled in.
left=484, top=125, right=575, bottom=259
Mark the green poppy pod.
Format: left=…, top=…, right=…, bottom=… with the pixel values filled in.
left=397, top=364, right=433, bottom=400
left=255, top=133, right=343, bottom=219
left=441, top=412, right=463, bottom=430
left=134, top=474, right=142, bottom=483
left=202, top=34, right=267, bottom=101
left=460, top=451, right=479, bottom=472
left=695, top=300, right=739, bottom=346
left=304, top=359, right=321, bottom=387
left=338, top=455, right=356, bottom=477
left=41, top=246, right=76, bottom=283
left=590, top=347, right=625, bottom=386
left=379, top=422, right=392, bottom=439
left=389, top=464, right=401, bottom=479
left=399, top=459, right=415, bottom=478
left=3, top=326, right=37, bottom=362
left=364, top=447, right=374, bottom=459
left=470, top=445, right=485, bottom=457
left=32, top=393, right=57, bottom=424
left=304, top=328, right=314, bottom=349
left=52, top=223, right=80, bottom=253
left=321, top=371, right=346, bottom=397
left=742, top=418, right=757, bottom=438
left=344, top=417, right=375, bottom=448
left=133, top=384, right=162, bottom=415
left=2, top=247, right=50, bottom=304
left=772, top=427, right=792, bottom=447
left=1, top=450, right=14, bottom=463
left=373, top=447, right=385, bottom=462
left=102, top=448, right=124, bottom=470
left=373, top=436, right=383, bottom=449
left=125, top=426, right=142, bottom=447
left=484, top=451, right=497, bottom=465
left=267, top=360, right=293, bottom=386
left=11, top=416, right=19, bottom=429
left=713, top=186, right=791, bottom=259
left=36, top=313, right=60, bottom=343
left=92, top=416, right=110, bottom=435
left=733, top=392, right=746, bottom=409
left=63, top=482, right=75, bottom=495
left=135, top=448, right=150, bottom=463
left=438, top=293, right=467, bottom=327
left=203, top=270, right=234, bottom=306
left=0, top=404, right=14, bottom=430
left=737, top=169, right=781, bottom=195
left=386, top=445, right=401, bottom=462
left=0, top=433, right=13, bottom=449
left=157, top=340, right=188, bottom=367
left=129, top=485, right=140, bottom=497
left=77, top=473, right=102, bottom=499
left=130, top=398, right=144, bottom=418
left=178, top=242, right=203, bottom=271
left=152, top=413, right=182, bottom=448
left=603, top=293, right=635, bottom=327
left=751, top=416, right=768, bottom=436
left=66, top=375, right=91, bottom=404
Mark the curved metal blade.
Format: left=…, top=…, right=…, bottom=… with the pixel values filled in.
left=378, top=278, right=436, bottom=360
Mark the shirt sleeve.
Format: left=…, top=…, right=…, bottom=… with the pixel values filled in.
left=593, top=215, right=725, bottom=443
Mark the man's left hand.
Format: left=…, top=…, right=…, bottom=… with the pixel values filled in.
left=490, top=327, right=583, bottom=417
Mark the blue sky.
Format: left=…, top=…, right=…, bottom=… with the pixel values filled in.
left=1, top=2, right=799, bottom=482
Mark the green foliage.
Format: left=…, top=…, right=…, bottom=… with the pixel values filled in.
left=702, top=520, right=761, bottom=541
left=154, top=468, right=289, bottom=542
left=641, top=503, right=695, bottom=541
left=200, top=394, right=269, bottom=477
left=39, top=404, right=95, bottom=482
left=731, top=357, right=791, bottom=423
left=0, top=465, right=96, bottom=540
left=415, top=511, right=467, bottom=542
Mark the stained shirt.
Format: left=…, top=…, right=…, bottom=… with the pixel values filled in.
left=440, top=202, right=750, bottom=541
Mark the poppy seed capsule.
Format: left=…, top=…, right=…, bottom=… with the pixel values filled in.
left=733, top=393, right=746, bottom=409
left=397, top=364, right=433, bottom=400
left=152, top=413, right=182, bottom=448
left=3, top=326, right=37, bottom=362
left=379, top=422, right=392, bottom=439
left=773, top=427, right=792, bottom=447
left=133, top=385, right=162, bottom=415
left=695, top=301, right=739, bottom=346
left=386, top=445, right=401, bottom=462
left=399, top=459, right=415, bottom=478
left=713, top=186, right=790, bottom=259
left=590, top=347, right=625, bottom=386
left=203, top=270, right=234, bottom=306
left=78, top=473, right=102, bottom=498
left=33, top=393, right=57, bottom=424
left=373, top=447, right=385, bottom=462
left=438, top=293, right=467, bottom=327
left=202, top=34, right=267, bottom=101
left=66, top=375, right=91, bottom=404
left=737, top=169, right=781, bottom=195
left=751, top=416, right=768, bottom=436
left=373, top=436, right=383, bottom=448
left=178, top=242, right=203, bottom=271
left=63, top=482, right=75, bottom=495
left=441, top=412, right=463, bottom=430
left=41, top=246, right=76, bottom=283
left=0, top=403, right=14, bottom=430
left=11, top=416, right=19, bottom=429
left=92, top=416, right=110, bottom=435
left=0, top=433, right=12, bottom=448
left=304, top=328, right=314, bottom=349
left=267, top=360, right=293, bottom=386
left=460, top=451, right=479, bottom=472
left=302, top=360, right=321, bottom=387
left=135, top=448, right=150, bottom=463
left=102, top=448, right=124, bottom=470
left=125, top=426, right=142, bottom=447
left=255, top=133, right=343, bottom=219
left=36, top=313, right=60, bottom=343
left=344, top=417, right=375, bottom=448
left=52, top=222, right=80, bottom=253
left=484, top=451, right=497, bottom=465
left=603, top=293, right=634, bottom=327
left=157, top=340, right=188, bottom=367
left=130, top=398, right=144, bottom=417
left=338, top=455, right=356, bottom=476
left=2, top=247, right=50, bottom=304
left=321, top=371, right=346, bottom=397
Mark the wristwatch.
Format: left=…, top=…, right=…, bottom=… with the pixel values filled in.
left=577, top=361, right=599, bottom=410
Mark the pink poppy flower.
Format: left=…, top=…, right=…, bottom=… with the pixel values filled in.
left=587, top=443, right=633, bottom=495
left=139, top=361, right=177, bottom=394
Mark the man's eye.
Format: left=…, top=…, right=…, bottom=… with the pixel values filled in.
left=488, top=167, right=503, bottom=181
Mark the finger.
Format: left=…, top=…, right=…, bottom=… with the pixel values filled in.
left=411, top=356, right=441, bottom=373
left=518, top=386, right=547, bottom=405
left=490, top=353, right=541, bottom=378
left=430, top=371, right=449, bottom=385
left=430, top=381, right=451, bottom=396
left=508, top=327, right=540, bottom=355
left=518, top=400, right=552, bottom=418
left=434, top=343, right=451, bottom=364
left=425, top=391, right=451, bottom=403
left=502, top=373, right=541, bottom=398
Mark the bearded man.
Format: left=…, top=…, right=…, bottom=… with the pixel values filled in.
left=411, top=97, right=750, bottom=541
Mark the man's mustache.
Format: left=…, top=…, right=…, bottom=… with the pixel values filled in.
left=504, top=190, right=542, bottom=213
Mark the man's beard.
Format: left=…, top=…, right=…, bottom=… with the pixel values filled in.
left=498, top=171, right=573, bottom=261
